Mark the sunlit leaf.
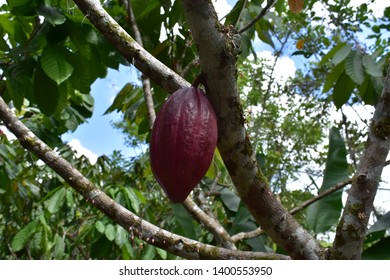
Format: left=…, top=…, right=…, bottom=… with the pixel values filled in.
left=363, top=55, right=383, bottom=77
left=345, top=49, right=365, bottom=85
left=105, top=224, right=116, bottom=241
left=332, top=44, right=352, bottom=65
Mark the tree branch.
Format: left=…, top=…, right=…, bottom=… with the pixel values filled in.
left=182, top=197, right=236, bottom=250
left=73, top=0, right=189, bottom=94
left=123, top=0, right=156, bottom=127
left=238, top=0, right=277, bottom=34
left=181, top=0, right=321, bottom=259
left=331, top=65, right=390, bottom=259
left=0, top=95, right=289, bottom=260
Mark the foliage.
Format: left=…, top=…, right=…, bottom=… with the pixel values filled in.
left=1, top=0, right=390, bottom=259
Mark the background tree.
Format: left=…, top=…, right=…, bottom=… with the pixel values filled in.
left=0, top=0, right=389, bottom=259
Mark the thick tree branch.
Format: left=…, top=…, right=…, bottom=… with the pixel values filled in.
left=331, top=65, right=390, bottom=259
left=73, top=0, right=189, bottom=93
left=181, top=0, right=321, bottom=259
left=0, top=96, right=289, bottom=260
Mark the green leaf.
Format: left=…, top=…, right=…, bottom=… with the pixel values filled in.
left=219, top=187, right=240, bottom=212
left=319, top=42, right=347, bottom=66
left=104, top=224, right=116, bottom=241
left=323, top=61, right=345, bottom=93
left=333, top=71, right=355, bottom=108
left=363, top=55, right=383, bottom=77
left=171, top=203, right=197, bottom=239
left=11, top=220, right=39, bottom=252
left=255, top=20, right=275, bottom=48
left=115, top=225, right=128, bottom=247
left=124, top=187, right=140, bottom=213
left=33, top=64, right=61, bottom=116
left=8, top=0, right=36, bottom=16
left=358, top=75, right=379, bottom=105
left=345, top=49, right=365, bottom=85
left=362, top=236, right=390, bottom=260
left=142, top=244, right=156, bottom=260
left=53, top=234, right=65, bottom=259
left=37, top=5, right=66, bottom=26
left=156, top=247, right=168, bottom=259
left=95, top=221, right=105, bottom=234
left=332, top=44, right=352, bottom=65
left=47, top=188, right=66, bottom=214
left=368, top=211, right=390, bottom=234
left=306, top=127, right=348, bottom=233
left=40, top=44, right=73, bottom=85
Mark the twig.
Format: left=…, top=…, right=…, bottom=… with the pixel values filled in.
left=231, top=227, right=263, bottom=243
left=124, top=0, right=156, bottom=126
left=238, top=0, right=277, bottom=34
left=182, top=198, right=236, bottom=250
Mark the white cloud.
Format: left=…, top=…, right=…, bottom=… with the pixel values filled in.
left=251, top=50, right=297, bottom=83
left=213, top=0, right=232, bottom=21
left=67, top=139, right=98, bottom=164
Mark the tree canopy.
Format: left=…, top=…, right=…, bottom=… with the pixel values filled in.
left=0, top=0, right=389, bottom=260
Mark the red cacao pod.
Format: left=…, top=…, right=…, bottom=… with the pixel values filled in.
left=150, top=87, right=218, bottom=203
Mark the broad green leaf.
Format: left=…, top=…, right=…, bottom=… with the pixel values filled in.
left=320, top=42, right=347, bottom=66
left=95, top=221, right=105, bottom=234
left=33, top=64, right=61, bottom=116
left=333, top=71, right=355, bottom=109
left=47, top=188, right=66, bottom=214
left=362, top=236, right=390, bottom=260
left=41, top=44, right=73, bottom=85
left=156, top=247, right=168, bottom=259
left=171, top=203, right=197, bottom=239
left=142, top=245, right=156, bottom=260
left=115, top=225, right=128, bottom=247
left=11, top=220, right=39, bottom=252
left=332, top=44, right=352, bottom=65
left=124, top=187, right=140, bottom=213
left=323, top=61, right=344, bottom=93
left=8, top=0, right=36, bottom=16
left=363, top=55, right=383, bottom=77
left=358, top=75, right=378, bottom=105
left=225, top=0, right=246, bottom=25
left=104, top=224, right=116, bottom=241
left=306, top=127, right=348, bottom=233
left=368, top=211, right=390, bottom=234
left=345, top=49, right=365, bottom=85
left=219, top=187, right=240, bottom=212
left=53, top=234, right=65, bottom=259
left=37, top=5, right=66, bottom=26
left=255, top=20, right=275, bottom=48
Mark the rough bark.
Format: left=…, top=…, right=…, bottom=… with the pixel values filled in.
left=330, top=65, right=390, bottom=259
left=180, top=0, right=321, bottom=259
left=0, top=95, right=289, bottom=260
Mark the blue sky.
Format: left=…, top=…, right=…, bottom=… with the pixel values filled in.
left=62, top=65, right=140, bottom=160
